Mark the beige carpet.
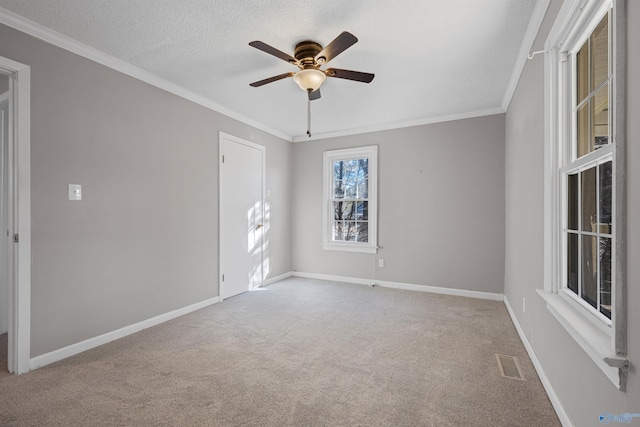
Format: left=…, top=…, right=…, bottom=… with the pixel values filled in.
left=0, top=278, right=560, bottom=426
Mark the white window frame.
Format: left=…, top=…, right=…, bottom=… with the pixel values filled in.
left=538, top=0, right=627, bottom=390
left=322, top=146, right=378, bottom=253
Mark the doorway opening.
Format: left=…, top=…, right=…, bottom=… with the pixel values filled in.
left=0, top=73, right=8, bottom=374
left=0, top=55, right=31, bottom=374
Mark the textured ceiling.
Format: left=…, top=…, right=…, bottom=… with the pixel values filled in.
left=0, top=0, right=539, bottom=141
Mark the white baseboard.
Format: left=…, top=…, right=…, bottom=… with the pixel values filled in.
left=261, top=271, right=293, bottom=287
left=29, top=297, right=219, bottom=371
left=503, top=296, right=572, bottom=427
left=292, top=272, right=504, bottom=301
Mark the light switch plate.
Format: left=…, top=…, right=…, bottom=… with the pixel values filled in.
left=68, top=184, right=82, bottom=201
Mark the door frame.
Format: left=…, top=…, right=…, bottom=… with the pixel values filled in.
left=218, top=131, right=266, bottom=300
left=0, top=93, right=8, bottom=337
left=0, top=56, right=31, bottom=374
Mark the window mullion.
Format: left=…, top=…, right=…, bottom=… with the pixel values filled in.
left=596, top=163, right=601, bottom=313
left=567, top=53, right=575, bottom=164
left=577, top=170, right=582, bottom=299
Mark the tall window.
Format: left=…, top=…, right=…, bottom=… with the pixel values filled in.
left=543, top=0, right=627, bottom=390
left=323, top=146, right=377, bottom=253
left=562, top=12, right=613, bottom=322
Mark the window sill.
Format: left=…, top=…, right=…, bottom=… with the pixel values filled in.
left=322, top=243, right=378, bottom=254
left=537, top=289, right=627, bottom=390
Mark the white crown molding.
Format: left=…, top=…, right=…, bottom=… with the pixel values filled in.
left=501, top=0, right=552, bottom=111
left=1, top=6, right=540, bottom=144
left=292, top=107, right=506, bottom=143
left=0, top=7, right=293, bottom=142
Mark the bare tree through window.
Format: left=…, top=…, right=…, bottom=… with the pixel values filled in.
left=332, top=158, right=369, bottom=242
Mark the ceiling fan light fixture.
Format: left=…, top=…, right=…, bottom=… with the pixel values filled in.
left=293, top=69, right=326, bottom=92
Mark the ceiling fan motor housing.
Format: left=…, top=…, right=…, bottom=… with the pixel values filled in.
left=294, top=41, right=324, bottom=66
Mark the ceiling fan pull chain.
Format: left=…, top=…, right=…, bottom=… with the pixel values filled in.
left=307, top=95, right=312, bottom=137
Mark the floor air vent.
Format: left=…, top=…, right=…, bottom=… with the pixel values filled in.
left=496, top=354, right=525, bottom=381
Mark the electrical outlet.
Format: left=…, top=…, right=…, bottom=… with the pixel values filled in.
left=378, top=259, right=384, bottom=268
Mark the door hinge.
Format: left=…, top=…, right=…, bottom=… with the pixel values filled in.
left=222, top=155, right=225, bottom=163
left=13, top=234, right=19, bottom=243
left=222, top=274, right=224, bottom=282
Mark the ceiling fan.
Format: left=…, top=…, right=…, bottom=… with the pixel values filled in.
left=249, top=31, right=374, bottom=137
left=248, top=31, right=375, bottom=101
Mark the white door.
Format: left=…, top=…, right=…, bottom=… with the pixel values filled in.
left=219, top=133, right=264, bottom=300
left=0, top=96, right=8, bottom=335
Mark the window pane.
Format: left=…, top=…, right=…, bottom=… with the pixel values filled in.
left=343, top=201, right=356, bottom=220
left=599, top=161, right=612, bottom=234
left=581, top=235, right=598, bottom=309
left=334, top=161, right=345, bottom=198
left=345, top=181, right=356, bottom=198
left=357, top=222, right=368, bottom=243
left=333, top=222, right=343, bottom=241
left=334, top=161, right=345, bottom=178
left=567, top=233, right=579, bottom=293
left=346, top=159, right=358, bottom=172
left=599, top=237, right=612, bottom=319
left=333, top=160, right=358, bottom=198
left=334, top=180, right=344, bottom=199
left=581, top=166, right=597, bottom=232
left=343, top=221, right=356, bottom=241
left=576, top=40, right=589, bottom=104
left=334, top=201, right=356, bottom=221
left=567, top=173, right=579, bottom=230
left=356, top=201, right=368, bottom=220
left=336, top=158, right=368, bottom=199
left=357, top=159, right=369, bottom=198
left=590, top=14, right=609, bottom=91
left=593, top=83, right=609, bottom=150
left=344, top=160, right=358, bottom=198
left=333, top=221, right=357, bottom=241
left=357, top=180, right=368, bottom=199
left=333, top=201, right=342, bottom=220
left=577, top=101, right=591, bottom=158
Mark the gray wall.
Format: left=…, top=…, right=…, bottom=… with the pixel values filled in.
left=292, top=115, right=506, bottom=294
left=0, top=24, right=292, bottom=357
left=504, top=1, right=639, bottom=425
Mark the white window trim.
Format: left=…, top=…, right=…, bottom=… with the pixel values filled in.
left=540, top=0, right=627, bottom=390
left=559, top=147, right=614, bottom=329
left=322, top=146, right=378, bottom=254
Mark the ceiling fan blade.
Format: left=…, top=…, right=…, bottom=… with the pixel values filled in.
left=315, top=31, right=358, bottom=64
left=308, top=89, right=321, bottom=101
left=249, top=41, right=299, bottom=65
left=249, top=72, right=295, bottom=87
left=325, top=68, right=375, bottom=83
